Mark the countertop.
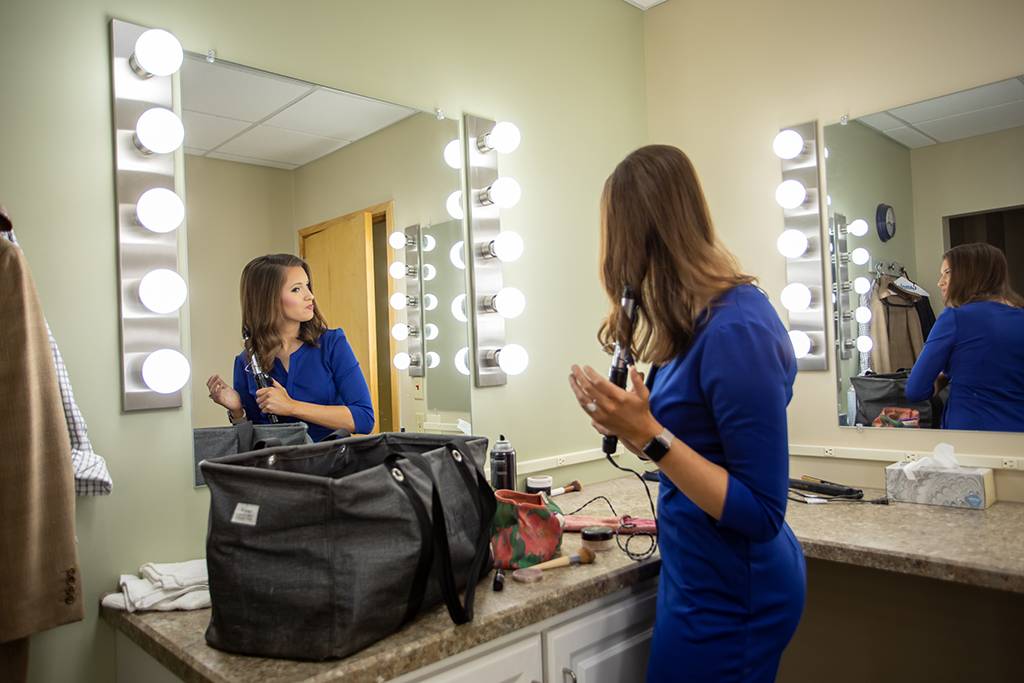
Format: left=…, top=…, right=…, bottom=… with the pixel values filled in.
left=102, top=475, right=1024, bottom=682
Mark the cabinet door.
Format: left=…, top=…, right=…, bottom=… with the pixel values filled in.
left=544, top=589, right=657, bottom=683
left=422, top=634, right=543, bottom=683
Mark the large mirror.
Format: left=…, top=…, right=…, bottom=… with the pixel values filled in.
left=182, top=53, right=473, bottom=443
left=825, top=74, right=1024, bottom=432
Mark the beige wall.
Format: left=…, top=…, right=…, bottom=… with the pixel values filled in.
left=644, top=0, right=1024, bottom=501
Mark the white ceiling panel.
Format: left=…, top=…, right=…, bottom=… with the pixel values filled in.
left=858, top=111, right=906, bottom=132
left=883, top=127, right=937, bottom=149
left=265, top=88, right=416, bottom=141
left=622, top=0, right=669, bottom=8
left=205, top=150, right=298, bottom=171
left=218, top=125, right=351, bottom=166
left=915, top=99, right=1024, bottom=142
left=181, top=110, right=251, bottom=152
left=889, top=78, right=1024, bottom=124
left=181, top=55, right=314, bottom=123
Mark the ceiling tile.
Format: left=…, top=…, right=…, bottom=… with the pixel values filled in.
left=218, top=125, right=351, bottom=166
left=883, top=127, right=936, bottom=148
left=889, top=78, right=1024, bottom=124
left=205, top=150, right=298, bottom=171
left=264, top=88, right=416, bottom=141
left=180, top=55, right=314, bottom=123
left=915, top=99, right=1024, bottom=142
left=858, top=112, right=906, bottom=132
left=182, top=110, right=251, bottom=152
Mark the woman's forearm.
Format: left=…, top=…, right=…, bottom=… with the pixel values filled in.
left=287, top=401, right=357, bottom=434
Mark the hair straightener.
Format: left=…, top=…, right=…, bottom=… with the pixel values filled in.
left=243, top=328, right=279, bottom=424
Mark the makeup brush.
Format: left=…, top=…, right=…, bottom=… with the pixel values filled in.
left=512, top=547, right=596, bottom=583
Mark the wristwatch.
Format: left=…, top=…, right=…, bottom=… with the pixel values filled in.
left=641, top=428, right=674, bottom=463
left=227, top=409, right=247, bottom=425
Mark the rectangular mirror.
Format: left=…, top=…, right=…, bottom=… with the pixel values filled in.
left=825, top=74, right=1024, bottom=432
left=182, top=53, right=472, bottom=447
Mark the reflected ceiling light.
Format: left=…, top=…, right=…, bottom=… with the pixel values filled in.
left=422, top=293, right=438, bottom=311
left=788, top=330, right=812, bottom=359
left=393, top=352, right=412, bottom=370
left=451, top=293, right=468, bottom=323
left=496, top=344, right=529, bottom=375
left=774, top=179, right=806, bottom=209
left=850, top=247, right=870, bottom=265
left=421, top=264, right=437, bottom=281
left=449, top=241, right=466, bottom=270
left=389, top=293, right=409, bottom=310
left=490, top=231, right=524, bottom=263
left=421, top=234, right=436, bottom=252
left=141, top=348, right=190, bottom=394
left=136, top=187, right=184, bottom=233
left=389, top=261, right=409, bottom=280
left=824, top=147, right=830, bottom=159
left=492, top=287, right=526, bottom=319
left=780, top=282, right=812, bottom=312
left=847, top=219, right=869, bottom=237
left=130, top=29, right=183, bottom=78
left=776, top=229, right=808, bottom=259
left=443, top=139, right=463, bottom=169
left=426, top=351, right=440, bottom=369
left=424, top=323, right=439, bottom=340
left=853, top=277, right=871, bottom=295
left=826, top=194, right=832, bottom=206
left=480, top=177, right=521, bottom=209
left=856, top=335, right=874, bottom=353
left=133, top=107, right=184, bottom=155
left=138, top=268, right=187, bottom=314
left=446, top=191, right=464, bottom=220
left=854, top=306, right=872, bottom=324
left=772, top=130, right=804, bottom=160
left=389, top=231, right=410, bottom=250
left=391, top=323, right=410, bottom=341
left=478, top=121, right=521, bottom=154
left=455, top=347, right=471, bottom=376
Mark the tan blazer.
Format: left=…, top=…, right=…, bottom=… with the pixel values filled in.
left=0, top=238, right=83, bottom=642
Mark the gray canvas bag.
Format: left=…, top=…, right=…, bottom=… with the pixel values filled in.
left=200, top=432, right=495, bottom=661
left=192, top=421, right=311, bottom=486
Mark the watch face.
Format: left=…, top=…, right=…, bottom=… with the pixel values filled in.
left=876, top=203, right=896, bottom=242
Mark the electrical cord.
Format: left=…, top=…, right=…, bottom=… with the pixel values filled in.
left=565, top=461, right=659, bottom=563
left=788, top=490, right=889, bottom=505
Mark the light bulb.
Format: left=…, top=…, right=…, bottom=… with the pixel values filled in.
left=825, top=147, right=830, bottom=159
left=389, top=261, right=408, bottom=280
left=423, top=294, right=438, bottom=311
left=134, top=107, right=184, bottom=155
left=492, top=231, right=524, bottom=263
left=136, top=187, right=184, bottom=233
left=851, top=247, right=870, bottom=265
left=772, top=130, right=804, bottom=160
left=449, top=241, right=466, bottom=270
left=389, top=231, right=408, bottom=250
left=483, top=177, right=522, bottom=209
left=141, top=348, right=190, bottom=394
left=131, top=29, right=183, bottom=78
left=390, top=293, right=408, bottom=310
left=856, top=335, right=874, bottom=353
left=426, top=351, right=440, bottom=369
left=138, top=268, right=187, bottom=314
left=781, top=282, right=812, bottom=312
left=827, top=194, right=832, bottom=206
left=788, top=330, right=812, bottom=359
left=424, top=323, right=439, bottom=340
left=391, top=323, right=410, bottom=341
left=497, top=344, right=529, bottom=375
left=443, top=139, right=462, bottom=169
left=855, top=306, right=872, bottom=324
left=847, top=219, right=869, bottom=237
left=776, top=229, right=809, bottom=258
left=853, top=277, right=871, bottom=295
left=422, top=264, right=436, bottom=281
left=421, top=234, right=436, bottom=252
left=482, top=121, right=521, bottom=154
left=774, top=179, right=807, bottom=209
left=493, top=287, right=526, bottom=319
left=446, top=191, right=464, bottom=220
left=451, top=294, right=468, bottom=323
left=455, top=347, right=471, bottom=376
left=393, top=352, right=411, bottom=370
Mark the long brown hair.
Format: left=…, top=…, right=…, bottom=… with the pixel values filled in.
left=240, top=254, right=327, bottom=372
left=598, top=145, right=754, bottom=364
left=943, top=243, right=1024, bottom=308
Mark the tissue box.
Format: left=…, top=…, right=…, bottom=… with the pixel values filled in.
left=885, top=462, right=996, bottom=509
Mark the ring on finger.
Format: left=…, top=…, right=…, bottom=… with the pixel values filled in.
left=585, top=401, right=598, bottom=413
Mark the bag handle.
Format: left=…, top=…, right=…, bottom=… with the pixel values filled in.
left=318, top=428, right=352, bottom=442
left=234, top=421, right=255, bottom=452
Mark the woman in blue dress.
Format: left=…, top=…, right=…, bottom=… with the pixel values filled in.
left=206, top=253, right=375, bottom=441
left=568, top=145, right=805, bottom=682
left=906, top=243, right=1024, bottom=431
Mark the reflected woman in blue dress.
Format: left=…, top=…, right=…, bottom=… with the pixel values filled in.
left=568, top=145, right=805, bottom=682
left=206, top=254, right=375, bottom=441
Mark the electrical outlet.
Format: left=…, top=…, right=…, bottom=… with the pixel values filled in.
left=1001, top=458, right=1019, bottom=470
left=556, top=456, right=567, bottom=466
left=902, top=452, right=917, bottom=463
left=822, top=447, right=835, bottom=457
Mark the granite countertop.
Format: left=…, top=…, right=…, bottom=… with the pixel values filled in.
left=102, top=476, right=1024, bottom=683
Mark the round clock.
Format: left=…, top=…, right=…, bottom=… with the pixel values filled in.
left=876, top=203, right=896, bottom=242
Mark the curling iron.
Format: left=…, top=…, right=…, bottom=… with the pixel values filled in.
left=243, top=328, right=279, bottom=424
left=603, top=285, right=638, bottom=455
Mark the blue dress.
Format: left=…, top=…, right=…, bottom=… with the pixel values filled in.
left=232, top=328, right=375, bottom=441
left=905, top=301, right=1024, bottom=431
left=646, top=285, right=805, bottom=683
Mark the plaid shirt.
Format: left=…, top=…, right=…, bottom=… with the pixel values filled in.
left=3, top=230, right=112, bottom=495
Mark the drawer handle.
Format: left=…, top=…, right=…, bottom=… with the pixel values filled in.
left=563, top=667, right=578, bottom=683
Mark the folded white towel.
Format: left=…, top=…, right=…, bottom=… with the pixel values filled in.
left=140, top=559, right=207, bottom=590
left=101, top=588, right=210, bottom=612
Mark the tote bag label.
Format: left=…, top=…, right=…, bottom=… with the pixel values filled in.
left=231, top=503, right=260, bottom=526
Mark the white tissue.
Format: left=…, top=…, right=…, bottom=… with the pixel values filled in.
left=903, top=442, right=959, bottom=481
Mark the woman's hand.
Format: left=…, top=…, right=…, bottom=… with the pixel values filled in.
left=568, top=364, right=660, bottom=451
left=256, top=379, right=295, bottom=417
left=207, top=374, right=242, bottom=413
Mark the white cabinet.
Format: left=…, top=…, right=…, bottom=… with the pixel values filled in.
left=409, top=634, right=543, bottom=683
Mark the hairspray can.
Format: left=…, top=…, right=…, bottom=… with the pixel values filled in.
left=489, top=435, right=517, bottom=491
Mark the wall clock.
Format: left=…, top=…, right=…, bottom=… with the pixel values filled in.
left=876, top=203, right=896, bottom=242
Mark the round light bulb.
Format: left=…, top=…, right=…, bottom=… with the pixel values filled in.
left=141, top=348, right=190, bottom=394
left=423, top=294, right=438, bottom=311
left=847, top=218, right=869, bottom=237
left=449, top=241, right=466, bottom=270
left=774, top=179, right=807, bottom=209
left=132, top=29, right=183, bottom=77
left=424, top=323, right=439, bottom=340
left=421, top=264, right=436, bottom=281
left=393, top=352, right=411, bottom=370
left=426, top=352, right=440, bottom=369
left=443, top=139, right=463, bottom=169
left=851, top=247, right=870, bottom=265
left=853, top=277, right=872, bottom=295
left=138, top=268, right=187, bottom=314
left=485, top=121, right=521, bottom=154
left=856, top=335, right=874, bottom=353
left=780, top=283, right=812, bottom=312
left=391, top=323, right=410, bottom=341
left=134, top=107, right=184, bottom=155
left=421, top=234, right=436, bottom=252
left=493, top=287, right=526, bottom=319
left=855, top=306, right=872, bottom=324
left=455, top=347, right=471, bottom=376
left=497, top=344, right=529, bottom=375
left=788, top=330, right=812, bottom=359
left=389, top=231, right=408, bottom=250
left=389, top=261, right=408, bottom=280
left=451, top=294, right=468, bottom=323
left=776, top=229, right=809, bottom=258
left=486, top=177, right=522, bottom=209
left=136, top=187, right=184, bottom=233
left=772, top=130, right=804, bottom=160
left=492, top=231, right=524, bottom=263
left=389, top=293, right=408, bottom=310
left=446, top=191, right=464, bottom=220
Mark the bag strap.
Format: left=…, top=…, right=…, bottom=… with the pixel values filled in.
left=234, top=421, right=255, bottom=452
left=386, top=455, right=435, bottom=626
left=252, top=437, right=283, bottom=450
left=318, top=428, right=352, bottom=442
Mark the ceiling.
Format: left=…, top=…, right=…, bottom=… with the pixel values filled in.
left=858, top=75, right=1024, bottom=149
left=622, top=0, right=669, bottom=9
left=180, top=54, right=417, bottom=170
